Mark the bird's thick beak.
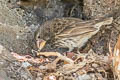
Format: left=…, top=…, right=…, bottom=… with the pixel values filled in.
left=36, top=39, right=46, bottom=51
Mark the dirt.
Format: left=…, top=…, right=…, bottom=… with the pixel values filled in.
left=0, top=0, right=120, bottom=80
left=1, top=0, right=119, bottom=54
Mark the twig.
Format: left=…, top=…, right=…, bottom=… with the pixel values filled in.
left=37, top=52, right=74, bottom=64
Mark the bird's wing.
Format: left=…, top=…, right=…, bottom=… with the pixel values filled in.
left=54, top=17, right=113, bottom=38
left=52, top=17, right=83, bottom=35
left=55, top=20, right=97, bottom=38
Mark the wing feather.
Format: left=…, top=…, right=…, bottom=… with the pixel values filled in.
left=55, top=21, right=97, bottom=38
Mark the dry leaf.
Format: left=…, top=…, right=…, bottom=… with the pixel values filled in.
left=43, top=74, right=57, bottom=80
left=45, top=58, right=60, bottom=70
left=37, top=52, right=74, bottom=64
left=28, top=66, right=42, bottom=72
left=12, top=52, right=44, bottom=63
left=109, top=35, right=120, bottom=79
left=66, top=52, right=76, bottom=60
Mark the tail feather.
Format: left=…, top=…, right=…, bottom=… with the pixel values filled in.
left=94, top=17, right=113, bottom=28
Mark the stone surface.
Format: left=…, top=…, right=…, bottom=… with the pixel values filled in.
left=83, top=0, right=120, bottom=19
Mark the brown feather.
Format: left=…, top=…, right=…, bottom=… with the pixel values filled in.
left=35, top=17, right=113, bottom=51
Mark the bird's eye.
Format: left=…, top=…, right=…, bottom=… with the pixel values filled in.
left=37, top=35, right=40, bottom=39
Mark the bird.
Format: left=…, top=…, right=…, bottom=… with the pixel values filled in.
left=34, top=17, right=113, bottom=52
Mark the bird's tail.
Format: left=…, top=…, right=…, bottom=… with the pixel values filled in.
left=94, top=17, right=113, bottom=28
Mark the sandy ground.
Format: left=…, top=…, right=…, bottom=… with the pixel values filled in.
left=0, top=0, right=120, bottom=80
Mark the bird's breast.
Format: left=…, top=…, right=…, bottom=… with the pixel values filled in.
left=54, top=37, right=79, bottom=50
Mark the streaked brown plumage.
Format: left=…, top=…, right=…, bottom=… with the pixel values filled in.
left=35, top=17, right=113, bottom=52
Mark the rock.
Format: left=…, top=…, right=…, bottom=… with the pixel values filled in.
left=0, top=44, right=33, bottom=80
left=0, top=23, right=34, bottom=54
left=83, top=0, right=120, bottom=19
left=0, top=44, right=15, bottom=80
left=0, top=70, right=12, bottom=80
left=0, top=0, right=25, bottom=26
left=0, top=44, right=16, bottom=68
left=0, top=0, right=35, bottom=54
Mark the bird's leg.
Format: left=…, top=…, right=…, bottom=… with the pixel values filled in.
left=63, top=47, right=73, bottom=56
left=68, top=47, right=74, bottom=52
left=73, top=47, right=81, bottom=54
left=77, top=48, right=80, bottom=54
left=76, top=48, right=81, bottom=54
left=68, top=47, right=80, bottom=54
